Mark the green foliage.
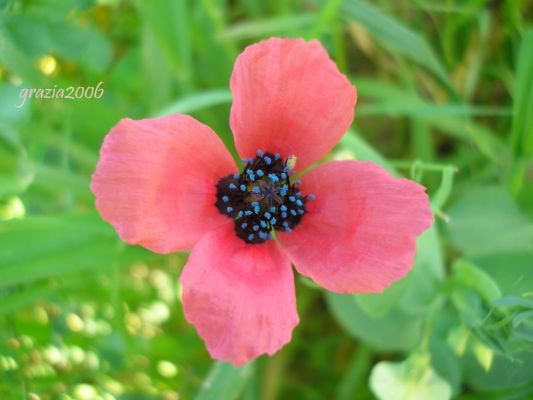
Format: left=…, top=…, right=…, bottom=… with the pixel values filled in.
left=1, top=0, right=532, bottom=398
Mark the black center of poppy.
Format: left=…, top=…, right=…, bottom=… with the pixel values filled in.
left=215, top=150, right=315, bottom=244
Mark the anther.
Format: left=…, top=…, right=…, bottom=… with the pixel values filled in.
left=216, top=149, right=309, bottom=244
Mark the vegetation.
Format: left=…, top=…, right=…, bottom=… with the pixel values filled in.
left=0, top=0, right=532, bottom=399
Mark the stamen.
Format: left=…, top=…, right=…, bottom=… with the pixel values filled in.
left=215, top=150, right=309, bottom=244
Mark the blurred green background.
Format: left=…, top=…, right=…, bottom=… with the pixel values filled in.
left=1, top=0, right=532, bottom=399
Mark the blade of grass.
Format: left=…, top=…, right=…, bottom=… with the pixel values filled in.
left=511, top=29, right=533, bottom=158
left=219, top=14, right=316, bottom=41
left=195, top=362, right=254, bottom=400
left=154, top=89, right=232, bottom=116
left=338, top=0, right=454, bottom=93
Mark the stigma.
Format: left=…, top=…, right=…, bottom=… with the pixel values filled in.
left=215, top=150, right=314, bottom=244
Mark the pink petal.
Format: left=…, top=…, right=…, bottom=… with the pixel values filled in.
left=230, top=37, right=356, bottom=171
left=91, top=115, right=236, bottom=253
left=180, top=225, right=298, bottom=366
left=278, top=161, right=434, bottom=293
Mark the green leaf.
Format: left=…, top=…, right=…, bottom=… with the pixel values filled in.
left=195, top=362, right=253, bottom=400
left=0, top=213, right=145, bottom=288
left=511, top=29, right=533, bottom=158
left=493, top=296, right=533, bottom=309
left=370, top=357, right=452, bottom=400
left=219, top=14, right=316, bottom=40
left=0, top=136, right=33, bottom=197
left=326, top=292, right=423, bottom=352
left=447, top=186, right=533, bottom=256
left=397, top=226, right=445, bottom=314
left=154, top=89, right=232, bottom=116
left=452, top=260, right=502, bottom=303
left=463, top=352, right=533, bottom=390
left=356, top=279, right=408, bottom=318
left=338, top=130, right=394, bottom=172
left=136, top=0, right=194, bottom=93
left=340, top=0, right=451, bottom=90
left=472, top=252, right=533, bottom=297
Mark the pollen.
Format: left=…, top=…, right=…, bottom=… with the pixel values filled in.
left=215, top=150, right=315, bottom=244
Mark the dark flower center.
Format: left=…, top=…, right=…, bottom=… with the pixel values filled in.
left=215, top=150, right=314, bottom=244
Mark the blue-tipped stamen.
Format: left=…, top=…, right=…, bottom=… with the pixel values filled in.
left=216, top=150, right=309, bottom=244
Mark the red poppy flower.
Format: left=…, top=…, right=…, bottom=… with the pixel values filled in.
left=91, top=38, right=433, bottom=365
